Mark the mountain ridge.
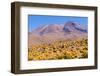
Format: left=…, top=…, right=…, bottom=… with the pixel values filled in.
left=29, top=21, right=87, bottom=47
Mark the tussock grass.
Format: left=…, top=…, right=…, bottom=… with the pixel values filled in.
left=28, top=38, right=88, bottom=60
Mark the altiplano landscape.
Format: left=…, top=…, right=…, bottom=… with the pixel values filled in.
left=28, top=21, right=88, bottom=60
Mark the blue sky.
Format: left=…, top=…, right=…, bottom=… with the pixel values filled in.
left=28, top=15, right=88, bottom=32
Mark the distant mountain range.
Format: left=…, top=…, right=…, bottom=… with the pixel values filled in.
left=29, top=21, right=87, bottom=47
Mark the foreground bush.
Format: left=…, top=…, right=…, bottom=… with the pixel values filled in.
left=28, top=38, right=88, bottom=60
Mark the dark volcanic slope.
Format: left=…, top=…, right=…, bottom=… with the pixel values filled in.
left=29, top=21, right=87, bottom=47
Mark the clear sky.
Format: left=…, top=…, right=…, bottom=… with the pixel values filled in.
left=28, top=15, right=88, bottom=32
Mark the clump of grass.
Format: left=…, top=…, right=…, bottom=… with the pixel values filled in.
left=28, top=38, right=88, bottom=60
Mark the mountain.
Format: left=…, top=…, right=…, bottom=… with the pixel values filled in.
left=29, top=21, right=87, bottom=47
left=32, top=24, right=64, bottom=35
left=63, top=21, right=87, bottom=33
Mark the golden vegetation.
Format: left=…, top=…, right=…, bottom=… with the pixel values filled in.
left=28, top=38, right=88, bottom=60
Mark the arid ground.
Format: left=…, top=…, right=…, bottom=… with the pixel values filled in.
left=28, top=21, right=88, bottom=60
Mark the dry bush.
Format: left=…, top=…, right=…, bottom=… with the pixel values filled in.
left=28, top=38, right=88, bottom=60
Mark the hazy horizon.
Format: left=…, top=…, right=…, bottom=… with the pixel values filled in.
left=28, top=15, right=88, bottom=32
